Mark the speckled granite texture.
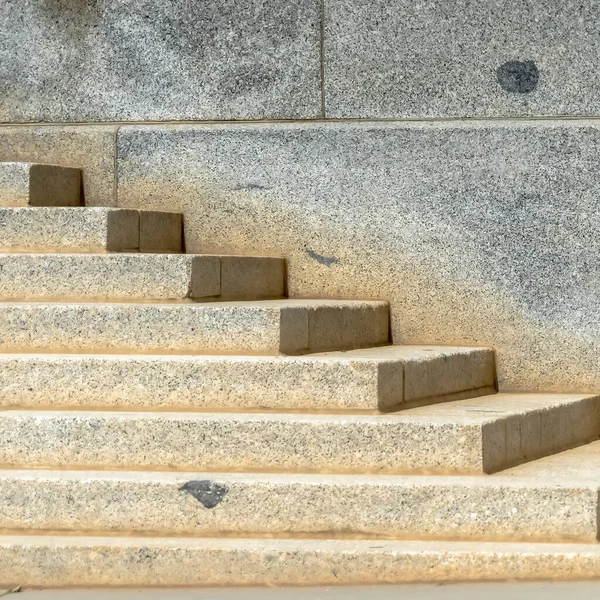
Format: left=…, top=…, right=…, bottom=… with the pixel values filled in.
left=324, top=0, right=600, bottom=118
left=0, top=347, right=494, bottom=411
left=0, top=470, right=596, bottom=542
left=0, top=127, right=116, bottom=206
left=117, top=121, right=600, bottom=391
left=0, top=299, right=388, bottom=354
left=2, top=536, right=600, bottom=586
left=0, top=394, right=596, bottom=474
left=0, top=0, right=321, bottom=122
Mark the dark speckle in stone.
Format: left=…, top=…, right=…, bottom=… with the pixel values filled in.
left=306, top=249, right=339, bottom=267
left=497, top=60, right=539, bottom=94
left=179, top=480, right=228, bottom=509
left=234, top=183, right=270, bottom=191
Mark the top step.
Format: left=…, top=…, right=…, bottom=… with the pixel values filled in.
left=0, top=162, right=81, bottom=207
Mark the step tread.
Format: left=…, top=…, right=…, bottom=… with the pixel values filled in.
left=0, top=299, right=389, bottom=355
left=0, top=206, right=182, bottom=252
left=1, top=535, right=599, bottom=586
left=504, top=439, right=600, bottom=479
left=0, top=468, right=595, bottom=488
left=4, top=392, right=593, bottom=424
left=0, top=393, right=596, bottom=475
left=0, top=253, right=285, bottom=301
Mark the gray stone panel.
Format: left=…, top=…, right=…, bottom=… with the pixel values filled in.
left=117, top=121, right=600, bottom=391
left=0, top=0, right=321, bottom=122
left=324, top=0, right=600, bottom=118
left=0, top=126, right=116, bottom=205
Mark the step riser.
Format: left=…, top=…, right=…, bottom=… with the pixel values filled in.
left=0, top=473, right=595, bottom=542
left=0, top=255, right=285, bottom=301
left=1, top=399, right=597, bottom=473
left=0, top=208, right=183, bottom=253
left=0, top=349, right=494, bottom=412
left=0, top=301, right=388, bottom=354
left=1, top=537, right=599, bottom=586
left=0, top=163, right=81, bottom=207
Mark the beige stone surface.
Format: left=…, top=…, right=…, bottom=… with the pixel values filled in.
left=0, top=346, right=493, bottom=412
left=2, top=536, right=600, bottom=586
left=503, top=439, right=600, bottom=480
left=0, top=299, right=388, bottom=354
left=0, top=126, right=115, bottom=206
left=0, top=253, right=283, bottom=302
left=0, top=469, right=597, bottom=542
left=0, top=254, right=219, bottom=301
left=0, top=394, right=595, bottom=473
left=0, top=163, right=81, bottom=207
left=116, top=122, right=600, bottom=392
left=0, top=208, right=133, bottom=253
left=139, top=210, right=183, bottom=253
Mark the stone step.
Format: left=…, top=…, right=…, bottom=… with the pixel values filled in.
left=0, top=207, right=183, bottom=253
left=0, top=346, right=495, bottom=412
left=0, top=162, right=81, bottom=207
left=0, top=394, right=596, bottom=474
left=0, top=253, right=285, bottom=301
left=503, top=439, right=600, bottom=480
left=0, top=299, right=388, bottom=354
left=0, top=469, right=596, bottom=542
left=0, top=535, right=598, bottom=586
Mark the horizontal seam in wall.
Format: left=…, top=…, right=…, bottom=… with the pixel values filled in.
left=2, top=115, right=600, bottom=128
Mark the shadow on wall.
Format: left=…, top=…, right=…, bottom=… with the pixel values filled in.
left=115, top=122, right=600, bottom=393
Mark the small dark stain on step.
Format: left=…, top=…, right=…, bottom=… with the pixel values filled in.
left=234, top=183, right=270, bottom=191
left=497, top=60, right=539, bottom=94
left=306, top=249, right=339, bottom=267
left=179, top=480, right=228, bottom=509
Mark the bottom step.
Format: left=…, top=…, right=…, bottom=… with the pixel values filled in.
left=1, top=536, right=600, bottom=586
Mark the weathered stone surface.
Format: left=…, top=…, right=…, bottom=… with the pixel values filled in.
left=0, top=394, right=596, bottom=473
left=324, top=0, right=600, bottom=118
left=117, top=122, right=600, bottom=391
left=0, top=299, right=388, bottom=354
left=0, top=346, right=494, bottom=412
left=0, top=126, right=115, bottom=205
left=2, top=536, right=600, bottom=586
left=1, top=470, right=596, bottom=542
left=0, top=0, right=321, bottom=122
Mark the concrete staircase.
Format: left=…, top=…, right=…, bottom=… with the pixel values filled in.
left=1, top=162, right=600, bottom=587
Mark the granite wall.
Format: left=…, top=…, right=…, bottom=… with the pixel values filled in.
left=1, top=0, right=600, bottom=391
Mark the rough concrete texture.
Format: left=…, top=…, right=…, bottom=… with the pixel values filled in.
left=0, top=163, right=81, bottom=207
left=324, top=0, right=600, bottom=118
left=117, top=121, right=600, bottom=391
left=0, top=299, right=388, bottom=354
left=2, top=536, right=600, bottom=586
left=0, top=346, right=494, bottom=412
left=0, top=394, right=596, bottom=473
left=0, top=127, right=115, bottom=206
left=0, top=0, right=321, bottom=122
left=0, top=470, right=597, bottom=542
left=0, top=253, right=284, bottom=301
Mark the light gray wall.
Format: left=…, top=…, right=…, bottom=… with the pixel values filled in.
left=1, top=1, right=599, bottom=391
